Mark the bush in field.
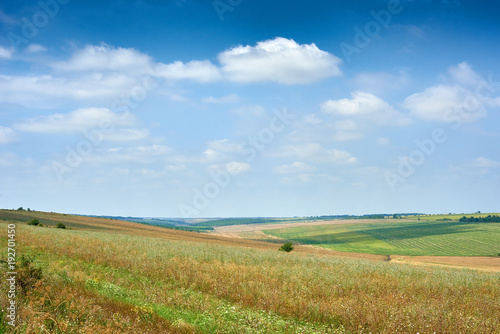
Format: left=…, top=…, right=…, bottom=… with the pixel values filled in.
left=279, top=242, right=294, bottom=252
left=27, top=219, right=40, bottom=226
left=56, top=223, right=66, bottom=229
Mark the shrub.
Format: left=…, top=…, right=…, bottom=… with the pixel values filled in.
left=56, top=223, right=66, bottom=229
left=27, top=219, right=40, bottom=226
left=279, top=242, right=294, bottom=252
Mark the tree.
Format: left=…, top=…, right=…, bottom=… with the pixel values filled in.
left=27, top=219, right=40, bottom=226
left=279, top=242, right=294, bottom=252
left=56, top=223, right=66, bottom=229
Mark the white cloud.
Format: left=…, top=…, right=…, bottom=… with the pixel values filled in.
left=206, top=139, right=242, bottom=154
left=276, top=143, right=357, bottom=164
left=472, top=157, right=500, bottom=169
left=273, top=161, right=316, bottom=174
left=219, top=37, right=342, bottom=84
left=53, top=44, right=153, bottom=73
left=202, top=94, right=239, bottom=104
left=322, top=91, right=411, bottom=126
left=0, top=46, right=14, bottom=59
left=0, top=126, right=16, bottom=144
left=225, top=161, right=251, bottom=174
left=0, top=39, right=345, bottom=107
left=448, top=61, right=479, bottom=87
left=155, top=60, right=221, bottom=83
left=403, top=84, right=487, bottom=122
left=0, top=73, right=138, bottom=106
left=403, top=62, right=495, bottom=123
left=202, top=148, right=225, bottom=162
left=14, top=108, right=136, bottom=134
left=26, top=44, right=47, bottom=54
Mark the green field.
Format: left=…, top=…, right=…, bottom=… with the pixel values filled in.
left=263, top=219, right=500, bottom=256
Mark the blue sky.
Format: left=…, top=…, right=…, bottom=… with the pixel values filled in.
left=0, top=0, right=499, bottom=217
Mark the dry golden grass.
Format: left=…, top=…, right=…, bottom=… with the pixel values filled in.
left=17, top=281, right=190, bottom=334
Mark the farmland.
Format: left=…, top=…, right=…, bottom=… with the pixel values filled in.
left=262, top=218, right=500, bottom=256
left=1, top=210, right=500, bottom=333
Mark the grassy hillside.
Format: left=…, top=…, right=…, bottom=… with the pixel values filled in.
left=263, top=219, right=500, bottom=256
left=0, top=210, right=282, bottom=251
left=1, top=211, right=500, bottom=333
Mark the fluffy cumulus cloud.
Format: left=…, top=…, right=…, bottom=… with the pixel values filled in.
left=322, top=91, right=411, bottom=126
left=0, top=39, right=346, bottom=107
left=53, top=44, right=153, bottom=73
left=403, top=85, right=479, bottom=122
left=156, top=60, right=221, bottom=83
left=448, top=61, right=480, bottom=86
left=403, top=62, right=493, bottom=123
left=14, top=108, right=137, bottom=134
left=218, top=37, right=342, bottom=84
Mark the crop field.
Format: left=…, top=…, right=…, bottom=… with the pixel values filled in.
left=263, top=219, right=500, bottom=256
left=2, top=214, right=500, bottom=333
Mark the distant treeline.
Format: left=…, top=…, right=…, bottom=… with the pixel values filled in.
left=315, top=213, right=422, bottom=220
left=459, top=215, right=500, bottom=223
